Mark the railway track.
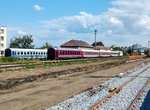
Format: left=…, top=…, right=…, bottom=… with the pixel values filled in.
left=0, top=57, right=126, bottom=70
left=128, top=78, right=150, bottom=110
left=90, top=66, right=150, bottom=110
left=47, top=62, right=150, bottom=110
left=0, top=59, right=87, bottom=69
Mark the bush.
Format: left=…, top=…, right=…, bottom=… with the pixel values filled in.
left=0, top=57, right=17, bottom=62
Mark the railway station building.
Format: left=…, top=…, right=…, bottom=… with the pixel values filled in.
left=60, top=39, right=93, bottom=49
left=60, top=39, right=111, bottom=51
left=0, top=26, right=7, bottom=57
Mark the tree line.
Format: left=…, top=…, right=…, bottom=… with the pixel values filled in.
left=9, top=35, right=105, bottom=49
left=10, top=35, right=52, bottom=49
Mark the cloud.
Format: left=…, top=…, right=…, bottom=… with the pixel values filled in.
left=8, top=0, right=150, bottom=47
left=33, top=5, right=44, bottom=11
left=110, top=17, right=123, bottom=26
left=17, top=30, right=28, bottom=35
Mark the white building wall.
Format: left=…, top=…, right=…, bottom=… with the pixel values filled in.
left=0, top=26, right=7, bottom=57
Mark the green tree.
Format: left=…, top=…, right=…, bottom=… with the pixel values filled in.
left=38, top=42, right=53, bottom=49
left=111, top=45, right=127, bottom=56
left=9, top=35, right=34, bottom=48
left=92, top=41, right=104, bottom=46
left=127, top=47, right=133, bottom=55
left=111, top=47, right=122, bottom=51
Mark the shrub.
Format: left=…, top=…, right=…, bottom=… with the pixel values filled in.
left=0, top=57, right=17, bottom=62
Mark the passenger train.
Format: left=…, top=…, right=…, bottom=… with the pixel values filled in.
left=47, top=47, right=123, bottom=60
left=5, top=47, right=123, bottom=60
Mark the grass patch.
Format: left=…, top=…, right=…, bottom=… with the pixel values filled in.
left=25, top=65, right=35, bottom=69
left=0, top=57, right=17, bottom=63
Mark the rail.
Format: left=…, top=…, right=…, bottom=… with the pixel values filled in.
left=0, top=57, right=127, bottom=70
left=128, top=78, right=150, bottom=110
left=90, top=66, right=150, bottom=110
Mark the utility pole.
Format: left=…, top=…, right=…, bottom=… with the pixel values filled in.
left=148, top=41, right=150, bottom=53
left=94, top=29, right=97, bottom=48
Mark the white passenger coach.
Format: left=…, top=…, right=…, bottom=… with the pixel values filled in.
left=5, top=48, right=47, bottom=59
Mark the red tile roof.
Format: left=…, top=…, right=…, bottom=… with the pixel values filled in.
left=61, top=40, right=93, bottom=48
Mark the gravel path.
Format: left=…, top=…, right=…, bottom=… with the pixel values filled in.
left=46, top=62, right=150, bottom=110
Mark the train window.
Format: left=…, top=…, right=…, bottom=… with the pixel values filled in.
left=21, top=52, right=23, bottom=55
left=36, top=52, right=38, bottom=54
left=33, top=52, right=35, bottom=54
left=12, top=51, right=15, bottom=55
left=17, top=52, right=20, bottom=55
left=27, top=52, right=29, bottom=55
left=24, top=52, right=26, bottom=55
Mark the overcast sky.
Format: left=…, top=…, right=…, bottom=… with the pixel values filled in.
left=0, top=0, right=149, bottom=48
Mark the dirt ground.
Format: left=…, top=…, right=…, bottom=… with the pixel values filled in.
left=0, top=58, right=149, bottom=110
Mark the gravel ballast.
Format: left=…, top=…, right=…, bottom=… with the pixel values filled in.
left=46, top=62, right=150, bottom=110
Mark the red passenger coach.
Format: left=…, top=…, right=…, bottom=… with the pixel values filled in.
left=47, top=48, right=82, bottom=60
left=47, top=47, right=123, bottom=60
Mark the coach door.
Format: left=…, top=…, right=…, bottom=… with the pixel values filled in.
left=5, top=49, right=11, bottom=57
left=47, top=48, right=55, bottom=60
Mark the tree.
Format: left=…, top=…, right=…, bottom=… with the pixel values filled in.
left=92, top=41, right=104, bottom=46
left=111, top=47, right=122, bottom=51
left=38, top=42, right=53, bottom=49
left=111, top=45, right=128, bottom=56
left=9, top=35, right=34, bottom=49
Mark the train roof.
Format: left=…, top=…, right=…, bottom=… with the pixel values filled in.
left=53, top=47, right=81, bottom=51
left=6, top=48, right=47, bottom=52
left=80, top=49, right=99, bottom=52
